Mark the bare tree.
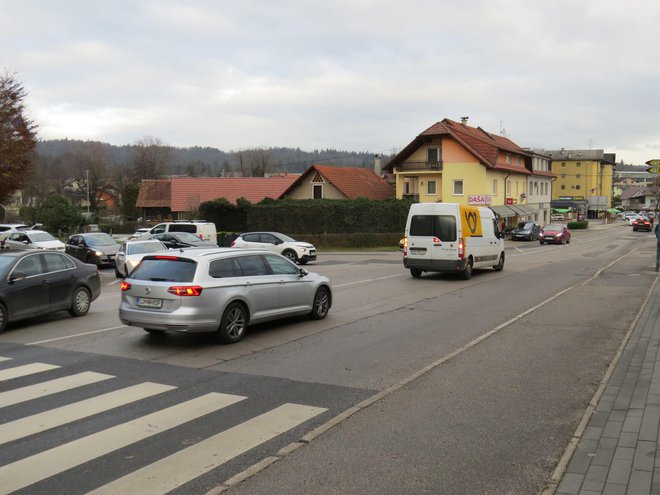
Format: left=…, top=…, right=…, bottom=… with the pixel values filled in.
left=0, top=72, right=38, bottom=204
left=237, top=147, right=275, bottom=177
left=131, top=136, right=172, bottom=179
left=66, top=142, right=114, bottom=212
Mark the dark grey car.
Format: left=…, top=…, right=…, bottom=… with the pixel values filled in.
left=65, top=233, right=119, bottom=266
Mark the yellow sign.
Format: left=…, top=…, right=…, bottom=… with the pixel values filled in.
left=459, top=205, right=483, bottom=237
left=646, top=159, right=660, bottom=174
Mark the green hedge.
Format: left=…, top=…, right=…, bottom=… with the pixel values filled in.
left=567, top=221, right=588, bottom=229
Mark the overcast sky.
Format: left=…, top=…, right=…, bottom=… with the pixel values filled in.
left=2, top=0, right=659, bottom=165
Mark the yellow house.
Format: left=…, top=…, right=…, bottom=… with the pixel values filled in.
left=382, top=118, right=537, bottom=227
left=545, top=149, right=615, bottom=218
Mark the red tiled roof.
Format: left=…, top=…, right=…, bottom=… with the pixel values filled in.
left=136, top=180, right=171, bottom=207
left=384, top=118, right=531, bottom=173
left=169, top=176, right=299, bottom=211
left=281, top=165, right=394, bottom=200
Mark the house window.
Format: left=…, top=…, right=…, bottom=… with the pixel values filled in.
left=427, top=146, right=441, bottom=167
left=561, top=185, right=566, bottom=190
left=561, top=162, right=566, bottom=167
left=506, top=154, right=512, bottom=164
left=453, top=179, right=464, bottom=196
left=561, top=174, right=566, bottom=179
left=576, top=162, right=581, bottom=167
left=492, top=179, right=497, bottom=195
left=575, top=185, right=581, bottom=190
left=506, top=180, right=511, bottom=195
left=313, top=184, right=322, bottom=199
left=576, top=174, right=581, bottom=179
left=427, top=180, right=437, bottom=195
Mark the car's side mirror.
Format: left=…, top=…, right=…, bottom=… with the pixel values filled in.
left=22, top=240, right=30, bottom=245
left=299, top=268, right=308, bottom=277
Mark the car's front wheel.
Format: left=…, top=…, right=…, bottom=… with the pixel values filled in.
left=69, top=287, right=91, bottom=317
left=0, top=303, right=8, bottom=333
left=310, top=287, right=330, bottom=320
left=218, top=302, right=248, bottom=344
left=493, top=252, right=505, bottom=271
left=282, top=250, right=298, bottom=263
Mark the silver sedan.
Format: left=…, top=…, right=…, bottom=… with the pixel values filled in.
left=119, top=247, right=332, bottom=343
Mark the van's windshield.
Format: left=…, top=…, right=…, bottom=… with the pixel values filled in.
left=410, top=215, right=457, bottom=242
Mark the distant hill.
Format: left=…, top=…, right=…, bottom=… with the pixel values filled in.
left=36, top=140, right=389, bottom=176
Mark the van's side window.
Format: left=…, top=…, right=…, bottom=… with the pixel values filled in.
left=410, top=215, right=456, bottom=242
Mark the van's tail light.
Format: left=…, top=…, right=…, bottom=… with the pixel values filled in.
left=120, top=281, right=131, bottom=291
left=168, top=286, right=204, bottom=296
left=432, top=236, right=440, bottom=244
left=231, top=240, right=236, bottom=247
left=458, top=238, right=465, bottom=258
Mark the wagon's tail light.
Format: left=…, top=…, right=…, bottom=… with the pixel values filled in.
left=120, top=281, right=131, bottom=291
left=458, top=238, right=465, bottom=258
left=231, top=240, right=236, bottom=247
left=168, top=286, right=203, bottom=296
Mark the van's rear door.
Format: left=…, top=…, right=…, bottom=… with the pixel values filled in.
left=407, top=214, right=458, bottom=261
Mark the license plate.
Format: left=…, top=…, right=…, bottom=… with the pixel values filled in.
left=410, top=248, right=426, bottom=255
left=137, top=297, right=163, bottom=309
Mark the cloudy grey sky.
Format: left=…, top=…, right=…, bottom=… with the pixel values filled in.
left=2, top=0, right=659, bottom=165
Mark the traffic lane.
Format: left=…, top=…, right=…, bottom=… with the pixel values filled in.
left=210, top=239, right=651, bottom=391
left=221, top=239, right=652, bottom=495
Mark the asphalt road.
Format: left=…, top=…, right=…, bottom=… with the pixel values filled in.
left=0, top=222, right=654, bottom=494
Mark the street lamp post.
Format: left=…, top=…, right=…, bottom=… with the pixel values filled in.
left=86, top=169, right=90, bottom=214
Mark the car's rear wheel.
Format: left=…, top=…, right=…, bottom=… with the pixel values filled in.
left=282, top=250, right=298, bottom=263
left=69, top=287, right=91, bottom=317
left=0, top=303, right=8, bottom=333
left=460, top=258, right=473, bottom=280
left=410, top=268, right=422, bottom=278
left=494, top=252, right=505, bottom=271
left=218, top=302, right=248, bottom=344
left=310, top=287, right=330, bottom=320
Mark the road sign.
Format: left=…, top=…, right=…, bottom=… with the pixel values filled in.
left=646, top=159, right=660, bottom=174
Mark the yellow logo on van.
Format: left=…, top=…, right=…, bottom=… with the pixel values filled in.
left=459, top=205, right=482, bottom=237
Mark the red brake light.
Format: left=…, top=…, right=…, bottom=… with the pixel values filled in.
left=167, top=286, right=203, bottom=296
left=432, top=236, right=440, bottom=244
left=457, top=238, right=465, bottom=258
left=231, top=240, right=236, bottom=247
left=120, top=281, right=131, bottom=291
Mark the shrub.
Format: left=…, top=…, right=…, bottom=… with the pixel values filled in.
left=568, top=221, right=588, bottom=229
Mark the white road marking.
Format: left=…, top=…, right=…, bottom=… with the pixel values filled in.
left=25, top=325, right=128, bottom=345
left=0, top=362, right=60, bottom=382
left=0, top=356, right=10, bottom=363
left=88, top=403, right=327, bottom=495
left=0, top=382, right=175, bottom=445
left=334, top=273, right=403, bottom=288
left=0, top=392, right=246, bottom=495
left=0, top=371, right=114, bottom=408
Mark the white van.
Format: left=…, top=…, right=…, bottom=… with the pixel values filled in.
left=142, top=221, right=218, bottom=245
left=403, top=203, right=504, bottom=280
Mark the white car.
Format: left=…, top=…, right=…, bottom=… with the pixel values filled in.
left=624, top=214, right=642, bottom=225
left=114, top=239, right=168, bottom=277
left=231, top=232, right=316, bottom=264
left=128, top=228, right=151, bottom=240
left=3, top=230, right=66, bottom=251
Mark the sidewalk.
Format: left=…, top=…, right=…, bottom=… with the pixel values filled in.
left=553, top=276, right=660, bottom=494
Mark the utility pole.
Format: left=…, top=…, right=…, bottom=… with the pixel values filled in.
left=86, top=169, right=90, bottom=214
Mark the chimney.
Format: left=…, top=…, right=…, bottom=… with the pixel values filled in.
left=374, top=154, right=382, bottom=175
left=460, top=116, right=469, bottom=126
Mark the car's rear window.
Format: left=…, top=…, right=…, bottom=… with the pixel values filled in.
left=130, top=257, right=197, bottom=282
left=410, top=215, right=457, bottom=242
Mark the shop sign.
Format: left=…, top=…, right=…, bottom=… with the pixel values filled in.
left=468, top=195, right=492, bottom=205
left=505, top=198, right=517, bottom=205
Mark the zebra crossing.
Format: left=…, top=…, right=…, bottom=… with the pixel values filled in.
left=0, top=354, right=331, bottom=494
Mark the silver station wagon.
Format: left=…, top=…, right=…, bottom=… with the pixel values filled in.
left=119, top=247, right=332, bottom=343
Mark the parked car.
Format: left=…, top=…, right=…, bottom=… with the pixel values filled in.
left=511, top=221, right=541, bottom=241
left=0, top=224, right=39, bottom=248
left=129, top=228, right=151, bottom=240
left=3, top=230, right=66, bottom=251
left=231, top=232, right=317, bottom=264
left=138, top=221, right=218, bottom=244
left=114, top=240, right=168, bottom=278
left=539, top=224, right=571, bottom=245
left=144, top=232, right=216, bottom=249
left=65, top=233, right=119, bottom=266
left=0, top=250, right=101, bottom=332
left=119, top=247, right=331, bottom=343
left=624, top=214, right=642, bottom=225
left=632, top=217, right=653, bottom=232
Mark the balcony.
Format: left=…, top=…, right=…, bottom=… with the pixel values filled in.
left=400, top=160, right=443, bottom=171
